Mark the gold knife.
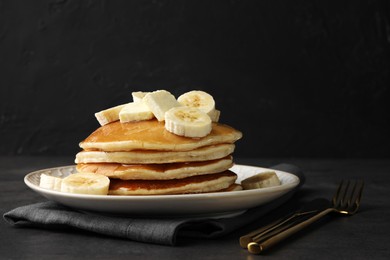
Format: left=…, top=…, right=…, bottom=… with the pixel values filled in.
left=240, top=198, right=330, bottom=249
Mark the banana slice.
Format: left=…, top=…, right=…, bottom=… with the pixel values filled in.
left=165, top=107, right=212, bottom=138
left=95, top=104, right=127, bottom=126
left=119, top=102, right=154, bottom=123
left=143, top=90, right=182, bottom=121
left=61, top=173, right=110, bottom=195
left=132, top=91, right=149, bottom=102
left=208, top=108, right=221, bottom=122
left=177, top=90, right=216, bottom=117
left=39, top=174, right=62, bottom=191
left=241, top=171, right=281, bottom=190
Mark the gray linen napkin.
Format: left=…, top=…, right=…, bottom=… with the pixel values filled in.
left=3, top=163, right=304, bottom=246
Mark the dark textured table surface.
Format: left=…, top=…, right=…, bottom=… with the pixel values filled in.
left=1, top=156, right=389, bottom=259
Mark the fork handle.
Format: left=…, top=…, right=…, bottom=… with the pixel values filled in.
left=248, top=208, right=334, bottom=254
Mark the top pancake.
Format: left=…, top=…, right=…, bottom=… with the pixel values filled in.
left=80, top=119, right=242, bottom=152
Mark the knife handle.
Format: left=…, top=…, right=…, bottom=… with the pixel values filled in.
left=239, top=213, right=295, bottom=248
left=248, top=208, right=334, bottom=254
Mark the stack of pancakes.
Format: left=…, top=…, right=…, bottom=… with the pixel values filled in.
left=75, top=119, right=242, bottom=195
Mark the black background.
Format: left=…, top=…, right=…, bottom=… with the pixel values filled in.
left=0, top=0, right=389, bottom=158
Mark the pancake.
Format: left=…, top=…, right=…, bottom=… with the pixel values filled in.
left=108, top=170, right=237, bottom=195
left=76, top=156, right=233, bottom=180
left=79, top=119, right=242, bottom=152
left=75, top=144, right=235, bottom=164
left=221, top=183, right=243, bottom=192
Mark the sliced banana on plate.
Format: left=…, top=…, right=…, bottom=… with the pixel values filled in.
left=61, top=173, right=110, bottom=195
left=165, top=106, right=212, bottom=138
left=241, top=171, right=281, bottom=190
left=39, top=174, right=62, bottom=191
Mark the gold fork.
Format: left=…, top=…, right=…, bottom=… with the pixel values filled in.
left=247, top=179, right=364, bottom=254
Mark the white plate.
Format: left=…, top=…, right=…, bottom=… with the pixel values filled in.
left=24, top=164, right=300, bottom=217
